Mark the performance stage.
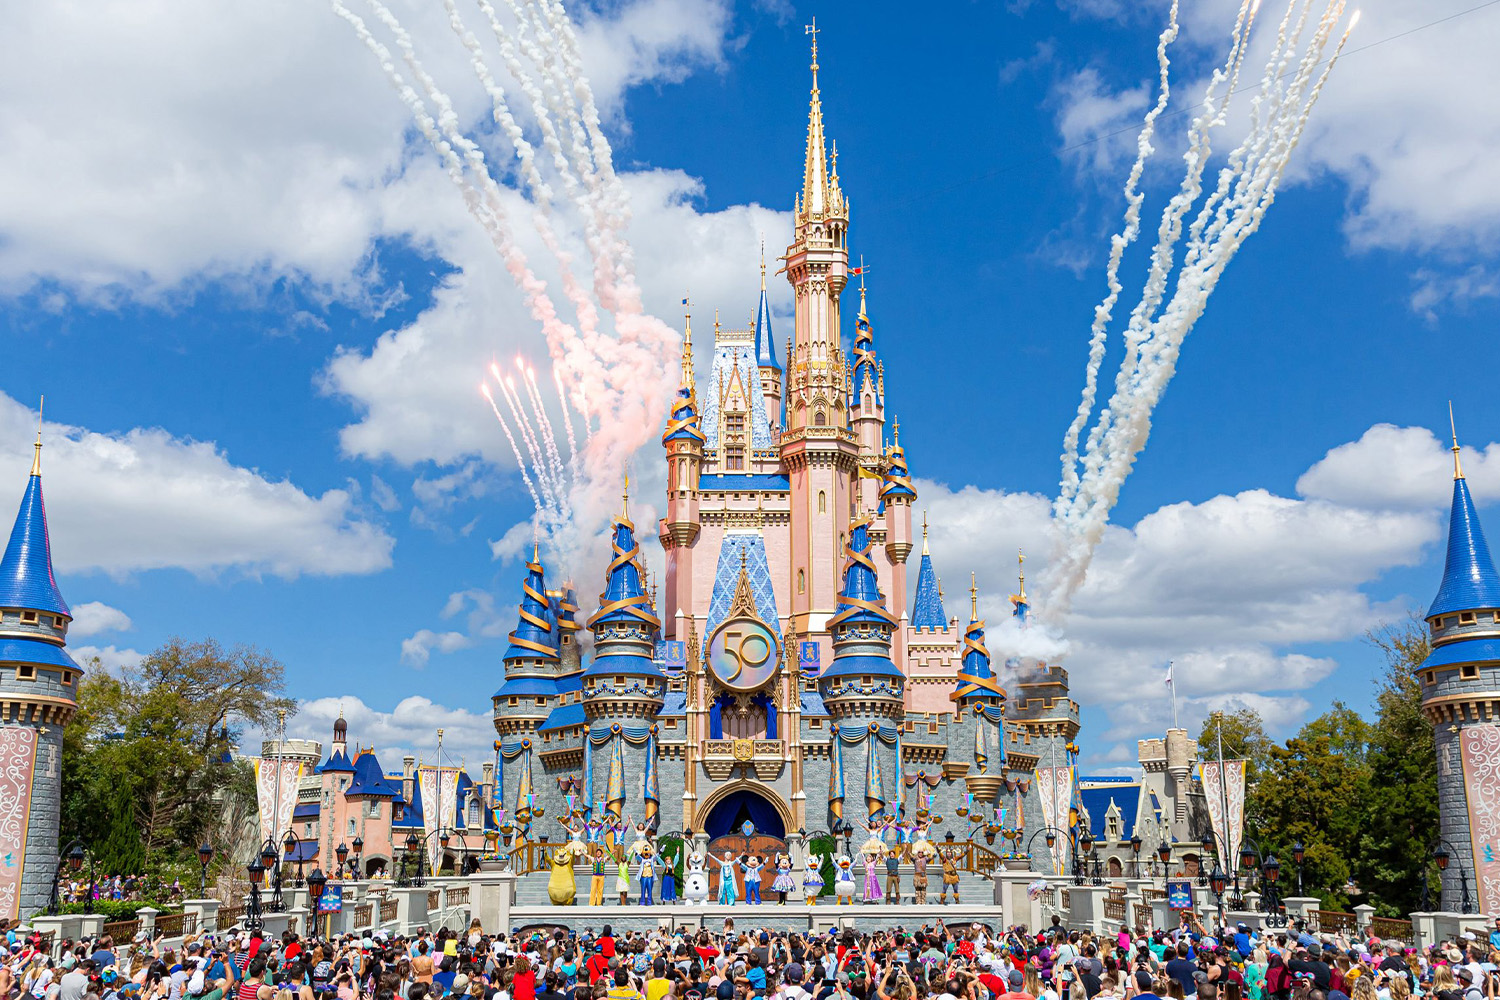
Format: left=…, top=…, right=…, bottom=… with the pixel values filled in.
left=499, top=902, right=1006, bottom=935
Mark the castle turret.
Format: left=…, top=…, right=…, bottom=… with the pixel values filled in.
left=952, top=576, right=1005, bottom=710
left=1419, top=419, right=1500, bottom=913
left=820, top=516, right=904, bottom=719
left=784, top=24, right=860, bottom=638
left=0, top=431, right=82, bottom=919
left=662, top=313, right=706, bottom=639
left=583, top=490, right=664, bottom=720
left=850, top=283, right=886, bottom=464
left=493, top=544, right=562, bottom=736
left=754, top=251, right=783, bottom=435
left=910, top=515, right=946, bottom=630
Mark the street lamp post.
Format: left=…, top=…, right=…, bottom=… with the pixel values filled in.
left=351, top=837, right=363, bottom=881
left=1130, top=836, right=1143, bottom=878
left=1431, top=841, right=1474, bottom=914
left=1261, top=854, right=1286, bottom=927
left=48, top=841, right=94, bottom=916
left=1156, top=841, right=1172, bottom=882
left=1077, top=830, right=1094, bottom=887
left=1209, top=864, right=1228, bottom=931
left=307, top=867, right=328, bottom=937
left=245, top=859, right=266, bottom=933
left=335, top=843, right=349, bottom=880
left=197, top=843, right=214, bottom=897
left=1291, top=841, right=1305, bottom=897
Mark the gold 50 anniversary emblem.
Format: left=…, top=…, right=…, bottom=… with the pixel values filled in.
left=707, top=617, right=780, bottom=691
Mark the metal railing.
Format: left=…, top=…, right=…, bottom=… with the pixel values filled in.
left=1309, top=910, right=1356, bottom=933
left=447, top=886, right=469, bottom=906
left=1370, top=916, right=1413, bottom=940
left=218, top=904, right=245, bottom=928
left=381, top=898, right=398, bottom=923
left=154, top=912, right=197, bottom=938
left=354, top=903, right=373, bottom=928
left=1133, top=903, right=1153, bottom=929
left=102, top=919, right=140, bottom=942
left=1104, top=898, right=1127, bottom=921
left=427, top=890, right=440, bottom=910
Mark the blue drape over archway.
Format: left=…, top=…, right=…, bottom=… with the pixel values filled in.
left=703, top=789, right=785, bottom=839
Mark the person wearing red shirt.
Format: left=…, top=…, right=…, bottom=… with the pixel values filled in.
left=586, top=944, right=610, bottom=985
left=513, top=956, right=537, bottom=1000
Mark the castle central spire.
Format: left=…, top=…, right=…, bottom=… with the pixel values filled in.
left=801, top=19, right=831, bottom=219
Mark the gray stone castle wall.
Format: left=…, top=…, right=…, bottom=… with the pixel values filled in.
left=20, top=726, right=63, bottom=917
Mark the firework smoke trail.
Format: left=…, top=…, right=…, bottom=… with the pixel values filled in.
left=1046, top=0, right=1356, bottom=615
left=494, top=367, right=559, bottom=512
left=523, top=363, right=569, bottom=498
left=552, top=367, right=580, bottom=466
left=1056, top=0, right=1182, bottom=512
left=481, top=384, right=542, bottom=511
left=440, top=0, right=603, bottom=349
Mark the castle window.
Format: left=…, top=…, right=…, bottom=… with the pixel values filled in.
left=305, top=822, right=314, bottom=838
left=61, top=670, right=74, bottom=686
left=1426, top=671, right=1436, bottom=685
left=726, top=447, right=745, bottom=471
left=814, top=410, right=827, bottom=427
left=20, top=611, right=36, bottom=624
left=16, top=664, right=35, bottom=681
left=535, top=697, right=547, bottom=706
left=810, top=719, right=822, bottom=729
left=726, top=414, right=744, bottom=435
left=818, top=491, right=826, bottom=514
left=368, top=800, right=381, bottom=818
left=1462, top=612, right=1477, bottom=624
left=798, top=570, right=806, bottom=594
left=1463, top=664, right=1480, bottom=680
left=348, top=818, right=357, bottom=836
left=928, top=719, right=939, bottom=735
left=862, top=676, right=872, bottom=685
left=664, top=720, right=677, bottom=729
left=508, top=697, right=519, bottom=707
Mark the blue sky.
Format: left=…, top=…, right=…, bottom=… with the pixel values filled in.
left=2, top=0, right=1498, bottom=770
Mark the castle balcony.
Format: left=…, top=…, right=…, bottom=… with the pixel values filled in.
left=701, top=737, right=786, bottom=782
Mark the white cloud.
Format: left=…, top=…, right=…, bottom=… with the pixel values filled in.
left=70, top=644, right=146, bottom=675
left=919, top=422, right=1466, bottom=764
left=399, top=629, right=474, bottom=668
left=286, top=694, right=497, bottom=773
left=1050, top=67, right=1148, bottom=173
left=0, top=0, right=734, bottom=302
left=0, top=392, right=393, bottom=578
left=1297, top=423, right=1500, bottom=512
left=1410, top=266, right=1500, bottom=324
left=67, top=601, right=133, bottom=638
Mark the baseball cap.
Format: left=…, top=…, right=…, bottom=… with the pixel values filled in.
left=1008, top=970, right=1025, bottom=988
left=1134, top=971, right=1154, bottom=991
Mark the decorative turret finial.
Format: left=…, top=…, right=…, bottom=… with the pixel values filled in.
left=622, top=469, right=630, bottom=518
left=800, top=19, right=831, bottom=218
left=921, top=510, right=929, bottom=556
left=1017, top=549, right=1027, bottom=601
left=713, top=309, right=721, bottom=337
left=806, top=17, right=819, bottom=76
left=30, top=396, right=43, bottom=477
left=759, top=238, right=766, bottom=289
left=892, top=417, right=900, bottom=446
left=1450, top=400, right=1464, bottom=480
left=681, top=295, right=695, bottom=392
left=970, top=572, right=978, bottom=620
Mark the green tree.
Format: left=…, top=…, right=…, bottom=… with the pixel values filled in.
left=61, top=638, right=291, bottom=869
left=1357, top=617, right=1437, bottom=916
left=1249, top=705, right=1372, bottom=908
left=1196, top=707, right=1276, bottom=783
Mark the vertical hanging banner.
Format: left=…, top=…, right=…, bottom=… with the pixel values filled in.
left=1200, top=759, right=1247, bottom=873
left=418, top=766, right=461, bottom=869
left=1460, top=726, right=1500, bottom=915
left=1034, top=765, right=1075, bottom=875
left=0, top=727, right=38, bottom=922
left=255, top=756, right=304, bottom=845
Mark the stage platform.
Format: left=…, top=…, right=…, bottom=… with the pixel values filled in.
left=500, top=902, right=1004, bottom=935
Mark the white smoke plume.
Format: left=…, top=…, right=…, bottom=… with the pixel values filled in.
left=1046, top=0, right=1357, bottom=617
left=331, top=0, right=680, bottom=576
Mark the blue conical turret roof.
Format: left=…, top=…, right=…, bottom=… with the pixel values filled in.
left=503, top=547, right=561, bottom=664
left=853, top=307, right=876, bottom=392
left=754, top=270, right=779, bottom=372
left=587, top=515, right=661, bottom=630
left=910, top=531, right=945, bottom=629
left=880, top=439, right=916, bottom=503
left=0, top=448, right=69, bottom=618
left=1429, top=475, right=1500, bottom=619
left=953, top=591, right=1004, bottom=704
left=662, top=386, right=706, bottom=445
left=828, top=519, right=896, bottom=631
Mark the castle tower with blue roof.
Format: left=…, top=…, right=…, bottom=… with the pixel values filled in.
left=1419, top=426, right=1500, bottom=913
left=0, top=433, right=82, bottom=919
left=492, top=544, right=565, bottom=737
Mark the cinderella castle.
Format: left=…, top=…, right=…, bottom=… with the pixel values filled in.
left=487, top=33, right=1084, bottom=863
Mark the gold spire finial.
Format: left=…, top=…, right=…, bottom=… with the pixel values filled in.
left=970, top=572, right=979, bottom=621
left=921, top=510, right=929, bottom=556
left=30, top=396, right=43, bottom=477
left=681, top=295, right=695, bottom=392
left=892, top=417, right=900, bottom=447
left=622, top=469, right=630, bottom=517
left=759, top=238, right=766, bottom=289
left=714, top=308, right=721, bottom=338
left=806, top=17, right=819, bottom=75
left=1450, top=400, right=1465, bottom=480
left=1017, top=549, right=1027, bottom=601
left=801, top=19, right=830, bottom=218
